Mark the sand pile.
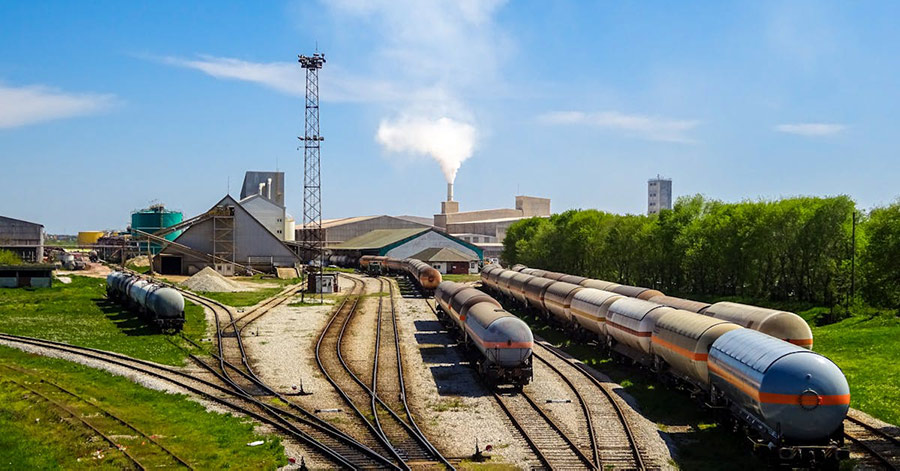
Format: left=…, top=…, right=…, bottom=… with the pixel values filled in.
left=180, top=267, right=249, bottom=292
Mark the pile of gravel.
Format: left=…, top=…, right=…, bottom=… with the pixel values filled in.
left=180, top=267, right=248, bottom=292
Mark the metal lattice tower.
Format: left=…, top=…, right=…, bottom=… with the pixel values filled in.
left=299, top=52, right=325, bottom=296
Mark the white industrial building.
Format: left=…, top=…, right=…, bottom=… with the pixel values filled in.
left=648, top=176, right=673, bottom=215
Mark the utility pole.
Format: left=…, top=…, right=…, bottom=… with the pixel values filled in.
left=850, top=211, right=857, bottom=300
left=298, top=51, right=325, bottom=303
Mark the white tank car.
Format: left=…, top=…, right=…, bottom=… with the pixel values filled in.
left=704, top=301, right=814, bottom=349
left=106, top=271, right=185, bottom=330
left=569, top=288, right=623, bottom=338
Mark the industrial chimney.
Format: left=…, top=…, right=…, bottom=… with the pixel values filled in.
left=441, top=182, right=459, bottom=214
left=447, top=182, right=454, bottom=202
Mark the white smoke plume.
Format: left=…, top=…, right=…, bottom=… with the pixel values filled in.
left=376, top=116, right=476, bottom=183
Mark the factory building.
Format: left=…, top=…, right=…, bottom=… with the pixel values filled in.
left=297, top=215, right=432, bottom=247
left=648, top=175, right=673, bottom=215
left=0, top=216, right=44, bottom=263
left=331, top=228, right=482, bottom=271
left=153, top=195, right=300, bottom=276
left=240, top=171, right=285, bottom=207
left=409, top=247, right=478, bottom=275
left=433, top=186, right=551, bottom=259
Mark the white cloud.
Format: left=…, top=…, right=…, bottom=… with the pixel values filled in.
left=539, top=111, right=700, bottom=144
left=0, top=83, right=116, bottom=129
left=775, top=123, right=845, bottom=136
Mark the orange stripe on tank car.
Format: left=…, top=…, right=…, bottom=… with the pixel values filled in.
left=651, top=336, right=708, bottom=361
left=571, top=310, right=603, bottom=322
left=787, top=338, right=814, bottom=347
left=708, top=361, right=761, bottom=401
left=606, top=320, right=652, bottom=337
left=758, top=392, right=850, bottom=406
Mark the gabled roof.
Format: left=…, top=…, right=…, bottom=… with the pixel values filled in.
left=239, top=193, right=285, bottom=210
left=410, top=247, right=476, bottom=262
left=0, top=215, right=44, bottom=228
left=333, top=228, right=430, bottom=250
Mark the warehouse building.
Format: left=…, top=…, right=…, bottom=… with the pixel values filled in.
left=240, top=193, right=295, bottom=242
left=153, top=195, right=300, bottom=275
left=0, top=216, right=44, bottom=263
left=433, top=194, right=551, bottom=259
left=409, top=247, right=478, bottom=274
left=297, top=215, right=432, bottom=247
left=331, top=228, right=482, bottom=272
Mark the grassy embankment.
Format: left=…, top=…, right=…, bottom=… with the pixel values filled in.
left=0, top=346, right=285, bottom=469
left=195, top=276, right=303, bottom=308
left=0, top=275, right=287, bottom=468
left=442, top=274, right=481, bottom=283
left=0, top=276, right=206, bottom=365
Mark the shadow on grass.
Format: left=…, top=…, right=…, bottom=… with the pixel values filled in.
left=93, top=298, right=161, bottom=336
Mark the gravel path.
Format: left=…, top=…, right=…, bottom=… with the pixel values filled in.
left=392, top=281, right=537, bottom=469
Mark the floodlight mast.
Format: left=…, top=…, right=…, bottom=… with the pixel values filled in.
left=299, top=52, right=326, bottom=300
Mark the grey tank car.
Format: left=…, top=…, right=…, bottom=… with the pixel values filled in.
left=106, top=271, right=185, bottom=331
left=435, top=280, right=533, bottom=387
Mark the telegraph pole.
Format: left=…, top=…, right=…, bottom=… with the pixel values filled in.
left=298, top=52, right=325, bottom=302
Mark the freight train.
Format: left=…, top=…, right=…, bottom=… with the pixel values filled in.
left=483, top=265, right=849, bottom=468
left=106, top=271, right=185, bottom=331
left=358, top=255, right=443, bottom=291
left=435, top=281, right=533, bottom=387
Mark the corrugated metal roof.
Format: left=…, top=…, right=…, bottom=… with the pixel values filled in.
left=333, top=228, right=430, bottom=250
left=411, top=247, right=476, bottom=262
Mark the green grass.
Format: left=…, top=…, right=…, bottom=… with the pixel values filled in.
left=512, top=308, right=763, bottom=470
left=0, top=346, right=286, bottom=470
left=0, top=276, right=207, bottom=366
left=442, top=274, right=481, bottom=283
left=233, top=275, right=304, bottom=287
left=197, top=287, right=285, bottom=308
left=324, top=266, right=356, bottom=273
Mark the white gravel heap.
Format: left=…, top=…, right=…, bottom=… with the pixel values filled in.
left=179, top=267, right=249, bottom=292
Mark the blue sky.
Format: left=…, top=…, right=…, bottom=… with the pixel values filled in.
left=1, top=1, right=898, bottom=234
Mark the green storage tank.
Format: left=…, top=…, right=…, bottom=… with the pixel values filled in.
left=131, top=204, right=183, bottom=255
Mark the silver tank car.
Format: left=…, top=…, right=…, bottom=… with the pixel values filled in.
left=704, top=301, right=813, bottom=349
left=569, top=288, right=623, bottom=338
left=708, top=328, right=849, bottom=446
left=106, top=271, right=185, bottom=330
left=507, top=272, right=533, bottom=306
left=649, top=295, right=712, bottom=314
left=523, top=276, right=555, bottom=311
left=542, top=281, right=583, bottom=324
left=496, top=269, right=518, bottom=299
left=464, top=300, right=534, bottom=386
left=650, top=309, right=741, bottom=387
left=605, top=297, right=674, bottom=362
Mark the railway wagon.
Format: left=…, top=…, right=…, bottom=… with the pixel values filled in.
left=650, top=309, right=741, bottom=387
left=523, top=276, right=555, bottom=311
left=404, top=258, right=442, bottom=291
left=648, top=295, right=712, bottom=314
left=708, top=329, right=849, bottom=464
left=106, top=271, right=185, bottom=330
left=434, top=281, right=533, bottom=386
left=609, top=285, right=664, bottom=301
left=704, top=302, right=814, bottom=349
left=541, top=281, right=583, bottom=324
left=569, top=288, right=624, bottom=338
left=496, top=269, right=518, bottom=299
left=605, top=297, right=674, bottom=363
left=507, top=272, right=533, bottom=306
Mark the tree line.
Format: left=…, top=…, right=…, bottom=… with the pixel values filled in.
left=501, top=195, right=900, bottom=308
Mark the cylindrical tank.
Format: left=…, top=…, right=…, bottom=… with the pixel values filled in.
left=709, top=329, right=849, bottom=442
left=497, top=270, right=518, bottom=299
left=523, top=277, right=555, bottom=311
left=610, top=284, right=665, bottom=301
left=580, top=279, right=621, bottom=292
left=131, top=204, right=183, bottom=255
left=569, top=288, right=623, bottom=337
left=704, top=302, right=813, bottom=349
left=464, top=302, right=533, bottom=368
left=508, top=273, right=534, bottom=305
left=651, top=310, right=741, bottom=387
left=77, top=231, right=104, bottom=245
left=542, top=281, right=583, bottom=323
left=557, top=274, right=588, bottom=285
left=449, top=287, right=500, bottom=328
left=649, top=295, right=711, bottom=314
left=606, top=298, right=674, bottom=357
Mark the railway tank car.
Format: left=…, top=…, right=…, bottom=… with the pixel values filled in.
left=569, top=288, right=624, bottom=339
left=372, top=256, right=443, bottom=291
left=605, top=297, right=674, bottom=363
left=106, top=271, right=185, bottom=330
left=704, top=302, right=814, bottom=349
left=707, top=329, right=849, bottom=464
left=435, top=281, right=533, bottom=387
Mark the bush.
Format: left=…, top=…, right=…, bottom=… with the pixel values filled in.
left=0, top=250, right=23, bottom=265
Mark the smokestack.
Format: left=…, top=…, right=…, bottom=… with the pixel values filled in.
left=267, top=178, right=272, bottom=200
left=447, top=182, right=454, bottom=202
left=258, top=182, right=265, bottom=196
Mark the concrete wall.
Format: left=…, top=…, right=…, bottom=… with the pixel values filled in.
left=516, top=196, right=551, bottom=217
left=0, top=216, right=44, bottom=262
left=384, top=231, right=481, bottom=261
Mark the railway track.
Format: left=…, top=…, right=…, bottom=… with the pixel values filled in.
left=533, top=340, right=647, bottom=470
left=0, top=331, right=400, bottom=469
left=371, top=277, right=452, bottom=468
left=845, top=415, right=900, bottom=470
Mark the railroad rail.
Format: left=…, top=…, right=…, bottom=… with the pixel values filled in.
left=534, top=339, right=647, bottom=470
left=371, top=277, right=453, bottom=468
left=0, top=364, right=194, bottom=470
left=0, top=332, right=400, bottom=469
left=845, top=415, right=900, bottom=470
